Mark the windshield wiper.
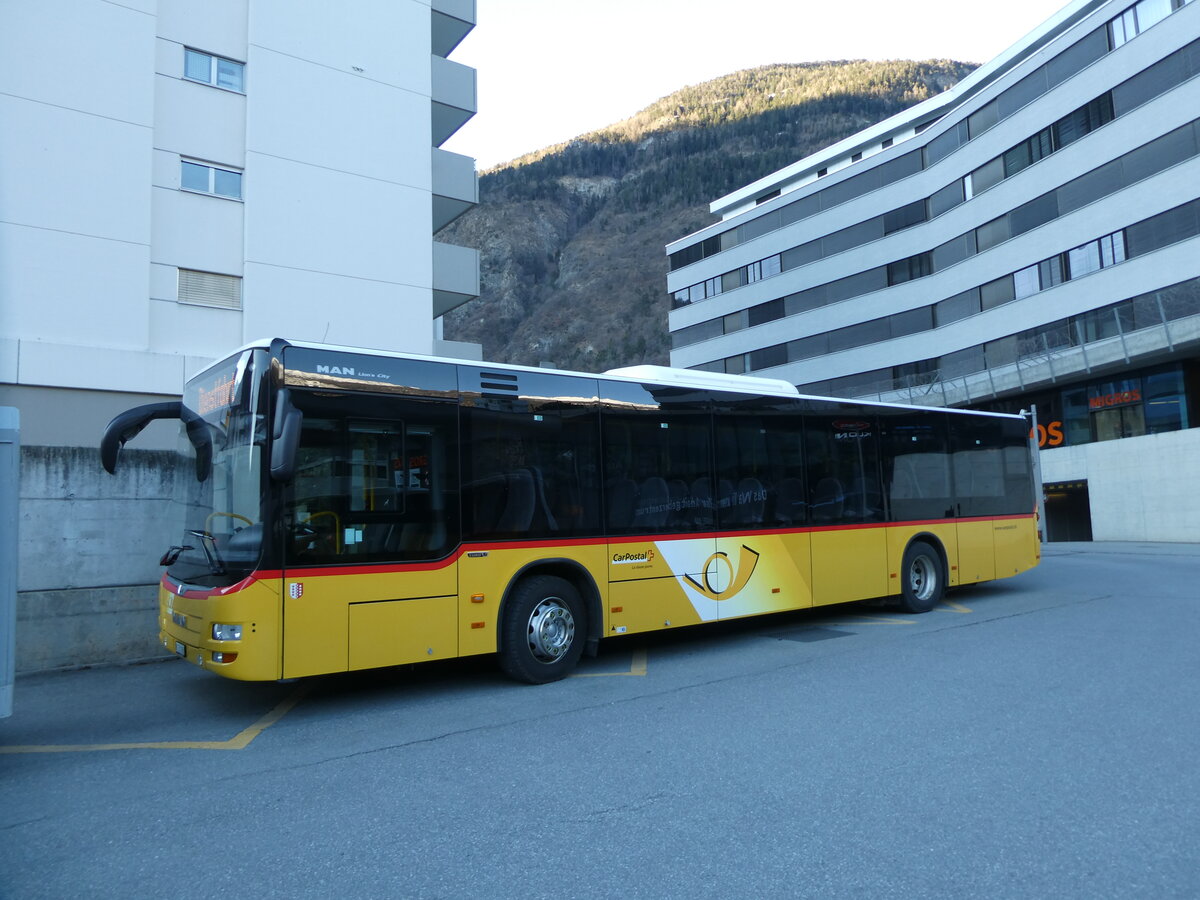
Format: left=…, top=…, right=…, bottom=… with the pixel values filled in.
left=186, top=530, right=226, bottom=575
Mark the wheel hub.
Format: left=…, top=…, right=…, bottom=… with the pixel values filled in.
left=527, top=598, right=575, bottom=663
left=909, top=556, right=936, bottom=602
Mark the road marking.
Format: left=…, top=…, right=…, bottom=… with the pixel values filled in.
left=938, top=600, right=973, bottom=613
left=570, top=648, right=648, bottom=678
left=0, top=683, right=311, bottom=755
left=830, top=614, right=918, bottom=626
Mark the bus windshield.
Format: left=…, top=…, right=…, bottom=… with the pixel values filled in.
left=164, top=349, right=270, bottom=587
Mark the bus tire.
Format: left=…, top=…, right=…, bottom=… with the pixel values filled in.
left=498, top=575, right=586, bottom=684
left=897, top=541, right=944, bottom=613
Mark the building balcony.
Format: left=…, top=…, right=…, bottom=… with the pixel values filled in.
left=432, top=147, right=478, bottom=233
left=431, top=55, right=476, bottom=146
left=432, top=0, right=475, bottom=58
left=870, top=306, right=1200, bottom=408
left=433, top=240, right=480, bottom=317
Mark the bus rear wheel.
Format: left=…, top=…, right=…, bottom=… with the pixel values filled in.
left=897, top=541, right=944, bottom=613
left=499, top=575, right=586, bottom=684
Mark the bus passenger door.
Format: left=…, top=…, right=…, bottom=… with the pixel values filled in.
left=601, top=398, right=717, bottom=636
left=280, top=390, right=460, bottom=678
left=805, top=412, right=889, bottom=607
left=712, top=410, right=813, bottom=620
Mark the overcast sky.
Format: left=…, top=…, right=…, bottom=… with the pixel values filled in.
left=441, top=0, right=1072, bottom=169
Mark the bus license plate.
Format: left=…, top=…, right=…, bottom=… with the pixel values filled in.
left=175, top=641, right=186, bottom=658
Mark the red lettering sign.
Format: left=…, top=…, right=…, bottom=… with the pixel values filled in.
left=1088, top=389, right=1141, bottom=410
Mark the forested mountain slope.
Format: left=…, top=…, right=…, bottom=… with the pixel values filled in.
left=442, top=60, right=976, bottom=370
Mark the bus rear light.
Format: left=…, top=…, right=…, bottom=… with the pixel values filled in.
left=212, top=623, right=242, bottom=641
left=211, top=652, right=238, bottom=663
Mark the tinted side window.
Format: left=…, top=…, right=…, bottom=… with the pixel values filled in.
left=714, top=412, right=807, bottom=528
left=461, top=391, right=601, bottom=541
left=804, top=411, right=883, bottom=525
left=881, top=413, right=954, bottom=521
left=951, top=416, right=1033, bottom=517
left=602, top=408, right=713, bottom=535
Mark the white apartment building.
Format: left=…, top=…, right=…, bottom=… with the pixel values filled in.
left=666, top=0, right=1200, bottom=542
left=0, top=0, right=480, bottom=670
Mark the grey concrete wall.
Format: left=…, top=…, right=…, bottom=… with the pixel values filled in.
left=16, top=446, right=183, bottom=672
left=1040, top=428, right=1200, bottom=542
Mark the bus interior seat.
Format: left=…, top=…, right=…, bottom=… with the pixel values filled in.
left=716, top=479, right=734, bottom=514
left=735, top=476, right=765, bottom=525
left=774, top=477, right=806, bottom=524
left=634, top=476, right=670, bottom=528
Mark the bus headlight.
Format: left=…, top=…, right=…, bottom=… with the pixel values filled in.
left=212, top=623, right=242, bottom=641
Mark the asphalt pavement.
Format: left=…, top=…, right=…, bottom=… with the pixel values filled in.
left=1, top=541, right=1198, bottom=899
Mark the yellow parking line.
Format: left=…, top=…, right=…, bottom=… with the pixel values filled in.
left=571, top=648, right=648, bottom=677
left=0, top=683, right=311, bottom=755
left=937, top=600, right=973, bottom=613
left=831, top=615, right=918, bottom=626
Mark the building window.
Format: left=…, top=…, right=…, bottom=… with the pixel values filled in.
left=1013, top=265, right=1040, bottom=299
left=178, top=269, right=242, bottom=308
left=184, top=48, right=245, bottom=92
left=181, top=160, right=243, bottom=199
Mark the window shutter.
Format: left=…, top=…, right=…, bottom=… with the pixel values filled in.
left=178, top=269, right=242, bottom=308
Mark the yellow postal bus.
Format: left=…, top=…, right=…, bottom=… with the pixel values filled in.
left=101, top=339, right=1039, bottom=684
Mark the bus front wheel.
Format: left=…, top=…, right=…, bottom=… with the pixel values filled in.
left=499, top=575, right=586, bottom=684
left=897, top=541, right=944, bottom=613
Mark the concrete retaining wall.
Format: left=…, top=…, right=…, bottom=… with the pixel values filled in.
left=16, top=446, right=181, bottom=673
left=1040, top=428, right=1200, bottom=542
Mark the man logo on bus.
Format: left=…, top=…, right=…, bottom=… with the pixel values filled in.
left=684, top=545, right=760, bottom=602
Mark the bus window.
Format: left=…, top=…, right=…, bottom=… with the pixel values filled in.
left=286, top=394, right=458, bottom=564
left=602, top=410, right=713, bottom=535
left=460, top=373, right=601, bottom=541
left=951, top=416, right=1033, bottom=517
left=804, top=411, right=884, bottom=524
left=880, top=411, right=954, bottom=521
left=715, top=412, right=807, bottom=528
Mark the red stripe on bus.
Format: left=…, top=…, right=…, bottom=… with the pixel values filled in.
left=163, top=513, right=1035, bottom=594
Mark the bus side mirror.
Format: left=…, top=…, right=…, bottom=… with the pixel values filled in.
left=100, top=402, right=182, bottom=474
left=270, top=391, right=303, bottom=482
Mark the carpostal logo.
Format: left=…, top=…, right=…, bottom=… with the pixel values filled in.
left=612, top=549, right=656, bottom=565
left=685, top=544, right=760, bottom=602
